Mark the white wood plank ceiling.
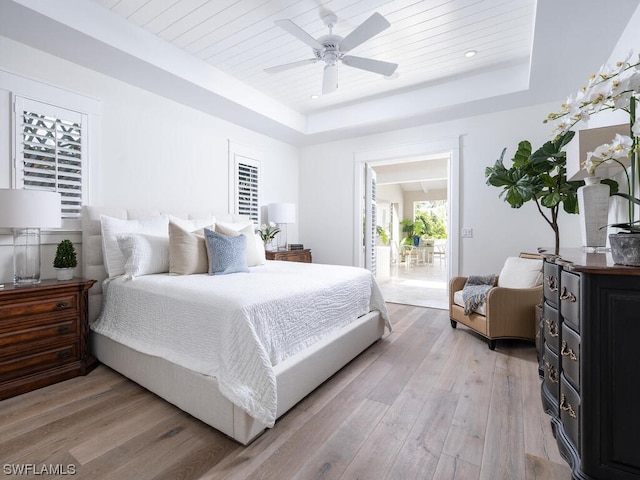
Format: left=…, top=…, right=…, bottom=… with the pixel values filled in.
left=90, top=0, right=535, bottom=114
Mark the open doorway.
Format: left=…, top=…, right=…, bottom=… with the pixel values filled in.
left=372, top=158, right=450, bottom=309
left=353, top=136, right=460, bottom=309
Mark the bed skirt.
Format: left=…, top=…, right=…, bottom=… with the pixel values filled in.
left=90, top=309, right=385, bottom=444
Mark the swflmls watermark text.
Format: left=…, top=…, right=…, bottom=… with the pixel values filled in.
left=2, top=464, right=76, bottom=476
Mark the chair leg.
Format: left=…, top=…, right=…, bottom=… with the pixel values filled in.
left=488, top=339, right=496, bottom=350
left=450, top=319, right=457, bottom=329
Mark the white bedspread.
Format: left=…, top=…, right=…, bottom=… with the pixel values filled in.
left=91, top=261, right=390, bottom=427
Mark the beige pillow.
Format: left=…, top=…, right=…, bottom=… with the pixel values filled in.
left=215, top=221, right=264, bottom=267
left=497, top=257, right=543, bottom=288
left=168, top=221, right=209, bottom=275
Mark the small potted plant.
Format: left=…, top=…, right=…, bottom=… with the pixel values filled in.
left=258, top=222, right=280, bottom=251
left=53, top=239, right=77, bottom=280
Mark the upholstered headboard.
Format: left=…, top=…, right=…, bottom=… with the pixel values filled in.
left=81, top=206, right=249, bottom=324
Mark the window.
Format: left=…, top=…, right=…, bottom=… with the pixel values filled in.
left=228, top=141, right=262, bottom=224
left=14, top=96, right=87, bottom=219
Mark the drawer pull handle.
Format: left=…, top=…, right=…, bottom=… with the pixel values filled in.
left=545, top=275, right=558, bottom=292
left=545, top=318, right=559, bottom=337
left=561, top=341, right=578, bottom=361
left=560, top=394, right=577, bottom=419
left=57, top=350, right=70, bottom=360
left=56, top=301, right=69, bottom=308
left=544, top=361, right=559, bottom=383
left=560, top=287, right=577, bottom=303
left=58, top=326, right=70, bottom=334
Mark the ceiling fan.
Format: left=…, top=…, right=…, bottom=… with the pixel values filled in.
left=265, top=12, right=398, bottom=95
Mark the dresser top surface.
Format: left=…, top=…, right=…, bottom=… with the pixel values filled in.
left=539, top=248, right=640, bottom=276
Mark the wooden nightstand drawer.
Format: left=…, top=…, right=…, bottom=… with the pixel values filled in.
left=0, top=342, right=79, bottom=381
left=0, top=316, right=78, bottom=349
left=0, top=292, right=78, bottom=320
left=0, top=278, right=96, bottom=400
left=265, top=249, right=312, bottom=263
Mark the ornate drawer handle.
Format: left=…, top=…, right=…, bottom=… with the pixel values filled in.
left=559, top=287, right=577, bottom=302
left=545, top=318, right=559, bottom=337
left=545, top=275, right=558, bottom=292
left=57, top=350, right=70, bottom=360
left=561, top=341, right=578, bottom=361
left=57, top=325, right=70, bottom=334
left=560, top=394, right=577, bottom=419
left=544, top=361, right=559, bottom=383
left=56, top=301, right=69, bottom=308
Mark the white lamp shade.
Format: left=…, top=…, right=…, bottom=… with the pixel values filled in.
left=268, top=203, right=296, bottom=224
left=0, top=189, right=62, bottom=228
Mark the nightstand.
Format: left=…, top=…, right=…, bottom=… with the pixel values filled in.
left=265, top=249, right=312, bottom=263
left=0, top=278, right=96, bottom=400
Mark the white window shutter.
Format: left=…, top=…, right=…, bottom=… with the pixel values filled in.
left=365, top=164, right=377, bottom=273
left=235, top=156, right=260, bottom=223
left=14, top=96, right=86, bottom=219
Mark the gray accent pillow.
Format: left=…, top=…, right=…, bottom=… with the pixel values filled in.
left=204, top=228, right=250, bottom=275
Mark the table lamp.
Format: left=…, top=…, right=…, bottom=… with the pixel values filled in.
left=0, top=189, right=62, bottom=285
left=268, top=203, right=296, bottom=250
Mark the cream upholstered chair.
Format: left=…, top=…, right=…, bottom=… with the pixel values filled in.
left=448, top=253, right=543, bottom=350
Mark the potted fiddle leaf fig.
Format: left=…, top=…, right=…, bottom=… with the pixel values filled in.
left=53, top=239, right=77, bottom=281
left=485, top=131, right=612, bottom=254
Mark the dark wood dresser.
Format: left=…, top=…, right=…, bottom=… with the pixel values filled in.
left=539, top=249, right=640, bottom=479
left=0, top=278, right=96, bottom=400
left=265, top=249, right=312, bottom=263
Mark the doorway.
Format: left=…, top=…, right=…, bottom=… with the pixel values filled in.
left=353, top=137, right=460, bottom=309
left=373, top=159, right=450, bottom=309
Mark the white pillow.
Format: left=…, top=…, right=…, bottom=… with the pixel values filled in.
left=116, top=233, right=170, bottom=280
left=101, top=214, right=169, bottom=278
left=168, top=214, right=215, bottom=231
left=497, top=257, right=543, bottom=288
left=215, top=221, right=264, bottom=267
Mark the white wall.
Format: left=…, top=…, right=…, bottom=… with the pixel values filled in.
left=299, top=103, right=582, bottom=275
left=0, top=36, right=299, bottom=284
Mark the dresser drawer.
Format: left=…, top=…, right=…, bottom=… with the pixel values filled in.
left=560, top=271, right=580, bottom=332
left=561, top=323, right=580, bottom=390
left=0, top=342, right=79, bottom=381
left=543, top=261, right=560, bottom=307
left=0, top=292, right=78, bottom=321
left=543, top=302, right=560, bottom=354
left=543, top=344, right=560, bottom=407
left=0, top=316, right=78, bottom=349
left=560, top=374, right=581, bottom=455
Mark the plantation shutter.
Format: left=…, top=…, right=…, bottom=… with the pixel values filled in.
left=234, top=155, right=260, bottom=223
left=14, top=96, right=86, bottom=219
left=365, top=164, right=377, bottom=273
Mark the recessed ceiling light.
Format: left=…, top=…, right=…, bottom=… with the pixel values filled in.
left=310, top=94, right=319, bottom=99
left=465, top=50, right=477, bottom=58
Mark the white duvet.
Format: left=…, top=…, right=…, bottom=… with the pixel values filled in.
left=91, top=261, right=390, bottom=427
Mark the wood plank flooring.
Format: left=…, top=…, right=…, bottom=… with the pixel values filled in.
left=0, top=304, right=570, bottom=479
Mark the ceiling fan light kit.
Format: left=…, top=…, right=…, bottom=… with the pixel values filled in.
left=266, top=12, right=398, bottom=95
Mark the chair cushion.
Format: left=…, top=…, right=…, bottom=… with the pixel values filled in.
left=453, top=290, right=487, bottom=315
left=497, top=256, right=543, bottom=288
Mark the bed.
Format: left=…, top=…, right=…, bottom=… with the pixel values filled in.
left=82, top=206, right=390, bottom=444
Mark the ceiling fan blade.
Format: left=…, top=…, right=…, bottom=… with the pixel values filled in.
left=342, top=55, right=398, bottom=76
left=264, top=58, right=317, bottom=74
left=274, top=19, right=324, bottom=51
left=339, top=12, right=390, bottom=52
left=322, top=64, right=338, bottom=95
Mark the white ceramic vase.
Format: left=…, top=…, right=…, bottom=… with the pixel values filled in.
left=577, top=176, right=610, bottom=248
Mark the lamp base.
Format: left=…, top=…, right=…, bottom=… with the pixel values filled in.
left=13, top=227, right=42, bottom=286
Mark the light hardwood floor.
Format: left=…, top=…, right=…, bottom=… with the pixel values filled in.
left=0, top=304, right=570, bottom=480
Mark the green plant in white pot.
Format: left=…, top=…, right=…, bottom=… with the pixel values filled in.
left=53, top=239, right=77, bottom=280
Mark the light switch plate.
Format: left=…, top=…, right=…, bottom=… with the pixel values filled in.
left=461, top=228, right=473, bottom=238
